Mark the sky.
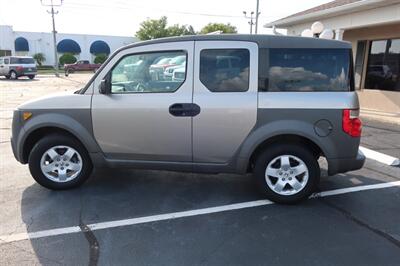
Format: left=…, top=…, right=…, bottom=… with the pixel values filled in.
left=0, top=0, right=332, bottom=37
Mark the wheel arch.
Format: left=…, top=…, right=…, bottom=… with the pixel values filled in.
left=19, top=113, right=101, bottom=163
left=247, top=134, right=324, bottom=172
left=22, top=126, right=85, bottom=163
left=236, top=120, right=334, bottom=173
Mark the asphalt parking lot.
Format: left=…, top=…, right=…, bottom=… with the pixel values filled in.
left=0, top=75, right=400, bottom=265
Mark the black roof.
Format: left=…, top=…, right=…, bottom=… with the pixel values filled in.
left=121, top=34, right=351, bottom=50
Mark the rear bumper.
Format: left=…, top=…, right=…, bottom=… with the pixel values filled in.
left=328, top=150, right=366, bottom=176
left=16, top=69, right=37, bottom=76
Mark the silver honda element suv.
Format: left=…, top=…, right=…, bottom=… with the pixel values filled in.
left=11, top=35, right=365, bottom=203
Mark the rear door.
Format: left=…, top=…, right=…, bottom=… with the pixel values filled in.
left=193, top=41, right=258, bottom=163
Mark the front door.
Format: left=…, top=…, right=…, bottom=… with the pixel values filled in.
left=91, top=41, right=194, bottom=162
left=193, top=41, right=258, bottom=163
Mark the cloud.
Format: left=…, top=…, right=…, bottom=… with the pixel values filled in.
left=269, top=66, right=328, bottom=82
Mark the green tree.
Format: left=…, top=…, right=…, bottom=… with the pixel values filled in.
left=136, top=16, right=195, bottom=40
left=167, top=24, right=195, bottom=37
left=59, top=53, right=77, bottom=65
left=94, top=53, right=108, bottom=64
left=33, top=53, right=45, bottom=66
left=200, top=23, right=237, bottom=34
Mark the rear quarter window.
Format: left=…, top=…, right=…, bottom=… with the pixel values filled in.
left=261, top=48, right=353, bottom=92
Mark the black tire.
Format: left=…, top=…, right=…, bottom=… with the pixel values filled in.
left=10, top=71, right=18, bottom=80
left=28, top=134, right=93, bottom=190
left=253, top=143, right=320, bottom=204
left=28, top=75, right=35, bottom=80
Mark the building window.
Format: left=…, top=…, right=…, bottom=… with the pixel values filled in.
left=57, top=39, right=81, bottom=54
left=365, top=39, right=400, bottom=91
left=14, top=37, right=29, bottom=52
left=90, top=40, right=111, bottom=55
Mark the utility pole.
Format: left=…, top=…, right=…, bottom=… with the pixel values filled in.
left=255, top=0, right=261, bottom=34
left=41, top=0, right=63, bottom=77
left=243, top=11, right=255, bottom=34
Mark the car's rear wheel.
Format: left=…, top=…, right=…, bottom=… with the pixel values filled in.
left=254, top=143, right=320, bottom=204
left=28, top=75, right=35, bottom=80
left=28, top=134, right=93, bottom=190
left=10, top=71, right=18, bottom=80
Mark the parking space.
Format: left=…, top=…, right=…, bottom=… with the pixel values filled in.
left=1, top=75, right=400, bottom=265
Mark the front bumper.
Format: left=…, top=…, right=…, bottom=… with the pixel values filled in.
left=328, top=150, right=366, bottom=176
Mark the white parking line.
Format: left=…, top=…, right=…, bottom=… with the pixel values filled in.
left=1, top=180, right=400, bottom=244
left=360, top=146, right=400, bottom=166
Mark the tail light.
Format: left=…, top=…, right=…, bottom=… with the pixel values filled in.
left=342, top=109, right=362, bottom=137
left=16, top=66, right=23, bottom=71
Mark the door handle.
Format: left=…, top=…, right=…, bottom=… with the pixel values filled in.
left=169, top=103, right=200, bottom=117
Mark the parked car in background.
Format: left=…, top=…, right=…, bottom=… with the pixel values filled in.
left=64, top=60, right=101, bottom=76
left=0, top=56, right=37, bottom=80
left=164, top=62, right=186, bottom=80
left=172, top=66, right=186, bottom=82
left=150, top=55, right=186, bottom=80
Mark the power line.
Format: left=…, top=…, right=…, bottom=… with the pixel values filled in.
left=63, top=1, right=276, bottom=19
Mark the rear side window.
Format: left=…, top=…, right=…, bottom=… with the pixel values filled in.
left=10, top=57, right=35, bottom=64
left=200, top=49, right=250, bottom=92
left=265, top=48, right=352, bottom=92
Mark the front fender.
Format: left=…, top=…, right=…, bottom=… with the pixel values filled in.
left=17, top=111, right=101, bottom=163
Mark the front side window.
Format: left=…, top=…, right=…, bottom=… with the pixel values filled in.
left=0, top=59, right=3, bottom=64
left=200, top=49, right=250, bottom=92
left=111, top=51, right=186, bottom=93
left=266, top=48, right=352, bottom=92
left=4, top=58, right=9, bottom=64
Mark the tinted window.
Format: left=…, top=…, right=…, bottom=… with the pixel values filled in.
left=10, top=57, right=35, bottom=64
left=200, top=49, right=250, bottom=92
left=111, top=51, right=186, bottom=93
left=266, top=49, right=352, bottom=92
left=4, top=59, right=9, bottom=64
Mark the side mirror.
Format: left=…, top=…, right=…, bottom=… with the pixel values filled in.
left=99, top=79, right=110, bottom=94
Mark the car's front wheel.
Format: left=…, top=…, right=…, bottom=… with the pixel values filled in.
left=28, top=75, right=35, bottom=80
left=28, top=134, right=93, bottom=190
left=254, top=144, right=320, bottom=204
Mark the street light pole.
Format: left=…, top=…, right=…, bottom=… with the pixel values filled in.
left=243, top=11, right=255, bottom=34
left=255, top=0, right=260, bottom=34
left=41, top=0, right=63, bottom=77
